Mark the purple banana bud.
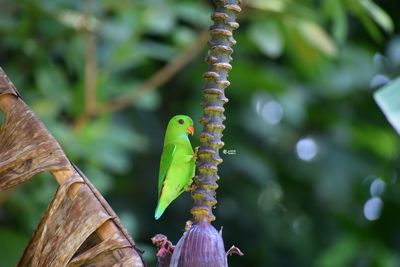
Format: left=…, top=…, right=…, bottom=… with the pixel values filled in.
left=170, top=222, right=227, bottom=267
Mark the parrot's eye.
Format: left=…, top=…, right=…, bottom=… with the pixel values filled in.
left=178, top=119, right=184, bottom=125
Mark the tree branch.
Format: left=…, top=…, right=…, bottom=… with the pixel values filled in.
left=73, top=30, right=209, bottom=129
left=84, top=18, right=98, bottom=116
left=104, top=30, right=209, bottom=113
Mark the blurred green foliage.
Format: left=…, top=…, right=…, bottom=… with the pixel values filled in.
left=0, top=0, right=400, bottom=266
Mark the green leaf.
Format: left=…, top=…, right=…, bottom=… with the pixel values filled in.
left=248, top=0, right=287, bottom=13
left=172, top=26, right=196, bottom=47
left=374, top=77, right=400, bottom=135
left=359, top=0, right=394, bottom=33
left=351, top=124, right=398, bottom=158
left=84, top=165, right=113, bottom=193
left=56, top=9, right=100, bottom=32
left=171, top=2, right=211, bottom=28
left=35, top=66, right=71, bottom=109
left=324, top=0, right=348, bottom=43
left=137, top=41, right=177, bottom=61
left=132, top=90, right=161, bottom=111
left=248, top=20, right=284, bottom=58
left=143, top=5, right=175, bottom=34
left=316, top=235, right=360, bottom=267
left=347, top=0, right=385, bottom=41
left=296, top=19, right=337, bottom=57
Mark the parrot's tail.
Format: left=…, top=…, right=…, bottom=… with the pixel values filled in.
left=154, top=201, right=167, bottom=220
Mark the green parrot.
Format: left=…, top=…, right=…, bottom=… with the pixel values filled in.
left=155, top=115, right=196, bottom=220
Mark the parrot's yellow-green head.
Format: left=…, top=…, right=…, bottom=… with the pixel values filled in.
left=165, top=115, right=194, bottom=141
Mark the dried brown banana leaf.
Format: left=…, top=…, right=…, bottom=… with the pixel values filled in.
left=0, top=67, right=145, bottom=267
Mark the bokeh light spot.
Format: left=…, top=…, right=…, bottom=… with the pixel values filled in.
left=292, top=215, right=311, bottom=236
left=261, top=101, right=284, bottom=125
left=252, top=92, right=284, bottom=125
left=370, top=74, right=390, bottom=88
left=258, top=181, right=283, bottom=212
left=295, top=138, right=318, bottom=161
left=363, top=197, right=383, bottom=221
left=370, top=178, right=385, bottom=197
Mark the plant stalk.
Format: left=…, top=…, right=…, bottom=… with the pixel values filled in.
left=191, top=0, right=241, bottom=223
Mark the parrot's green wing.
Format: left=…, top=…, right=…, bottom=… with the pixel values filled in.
left=158, top=143, right=176, bottom=197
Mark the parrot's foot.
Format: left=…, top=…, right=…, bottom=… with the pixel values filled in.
left=184, top=180, right=195, bottom=192
left=192, top=146, right=199, bottom=161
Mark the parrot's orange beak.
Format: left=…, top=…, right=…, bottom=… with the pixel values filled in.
left=187, top=125, right=194, bottom=136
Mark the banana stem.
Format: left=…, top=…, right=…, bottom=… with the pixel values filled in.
left=191, top=0, right=241, bottom=223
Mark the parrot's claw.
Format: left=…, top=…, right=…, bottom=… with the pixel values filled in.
left=184, top=182, right=195, bottom=192
left=192, top=146, right=200, bottom=161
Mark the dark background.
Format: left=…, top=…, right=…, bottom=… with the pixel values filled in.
left=1, top=0, right=400, bottom=266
